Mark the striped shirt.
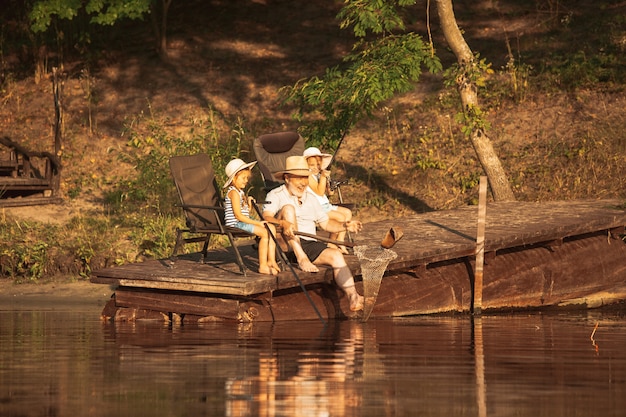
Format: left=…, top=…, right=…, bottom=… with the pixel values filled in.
left=224, top=186, right=249, bottom=227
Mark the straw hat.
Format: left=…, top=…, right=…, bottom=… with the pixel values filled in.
left=303, top=147, right=332, bottom=170
left=273, top=155, right=311, bottom=177
left=223, top=158, right=257, bottom=188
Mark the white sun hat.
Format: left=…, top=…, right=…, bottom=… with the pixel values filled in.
left=223, top=158, right=257, bottom=188
left=303, top=147, right=332, bottom=170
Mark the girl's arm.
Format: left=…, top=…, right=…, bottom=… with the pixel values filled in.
left=308, top=172, right=328, bottom=196
left=227, top=189, right=264, bottom=227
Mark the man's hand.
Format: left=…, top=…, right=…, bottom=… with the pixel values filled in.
left=280, top=219, right=295, bottom=237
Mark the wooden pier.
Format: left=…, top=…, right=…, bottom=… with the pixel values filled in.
left=91, top=199, right=626, bottom=322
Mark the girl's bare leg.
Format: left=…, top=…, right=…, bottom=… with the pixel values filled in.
left=266, top=223, right=281, bottom=273
left=328, top=207, right=352, bottom=253
left=254, top=225, right=273, bottom=275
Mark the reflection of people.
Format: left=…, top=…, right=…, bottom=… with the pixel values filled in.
left=225, top=321, right=365, bottom=416
left=262, top=156, right=364, bottom=312
left=303, top=147, right=352, bottom=254
left=223, top=158, right=280, bottom=275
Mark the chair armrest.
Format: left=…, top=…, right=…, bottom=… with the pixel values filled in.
left=176, top=203, right=224, bottom=211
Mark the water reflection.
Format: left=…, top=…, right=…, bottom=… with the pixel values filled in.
left=1, top=307, right=625, bottom=417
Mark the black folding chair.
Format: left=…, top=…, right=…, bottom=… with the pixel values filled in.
left=253, top=131, right=305, bottom=191
left=169, top=153, right=254, bottom=276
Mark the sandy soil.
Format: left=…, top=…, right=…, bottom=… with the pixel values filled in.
left=0, top=280, right=114, bottom=311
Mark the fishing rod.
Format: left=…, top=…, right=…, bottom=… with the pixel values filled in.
left=251, top=202, right=327, bottom=325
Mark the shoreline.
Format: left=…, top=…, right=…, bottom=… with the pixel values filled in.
left=0, top=280, right=115, bottom=311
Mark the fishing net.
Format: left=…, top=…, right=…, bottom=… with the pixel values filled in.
left=353, top=245, right=397, bottom=321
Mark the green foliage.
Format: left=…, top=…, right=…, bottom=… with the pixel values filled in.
left=282, top=0, right=440, bottom=150
left=442, top=54, right=495, bottom=137
left=0, top=220, right=53, bottom=281
left=106, top=107, right=250, bottom=255
left=283, top=33, right=441, bottom=149
left=112, top=108, right=234, bottom=215
left=127, top=214, right=178, bottom=259
left=541, top=50, right=619, bottom=89
left=337, top=0, right=416, bottom=37
left=455, top=171, right=481, bottom=194
left=443, top=53, right=494, bottom=89
left=454, top=104, right=491, bottom=137
left=29, top=0, right=152, bottom=32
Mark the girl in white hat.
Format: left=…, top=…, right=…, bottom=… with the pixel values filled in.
left=224, top=158, right=281, bottom=275
left=303, top=147, right=353, bottom=254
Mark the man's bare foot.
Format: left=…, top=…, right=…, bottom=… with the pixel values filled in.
left=349, top=293, right=364, bottom=312
left=297, top=259, right=319, bottom=273
left=270, top=265, right=281, bottom=275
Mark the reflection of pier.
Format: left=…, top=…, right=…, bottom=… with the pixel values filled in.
left=92, top=199, right=626, bottom=322
left=473, top=317, right=487, bottom=417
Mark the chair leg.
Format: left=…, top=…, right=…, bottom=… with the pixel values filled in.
left=201, top=233, right=212, bottom=263
left=172, top=228, right=185, bottom=257
left=226, top=232, right=247, bottom=276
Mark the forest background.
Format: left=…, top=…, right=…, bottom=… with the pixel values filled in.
left=1, top=0, right=626, bottom=283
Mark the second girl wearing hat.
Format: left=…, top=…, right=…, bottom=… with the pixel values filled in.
left=303, top=147, right=353, bottom=254
left=224, top=158, right=281, bottom=275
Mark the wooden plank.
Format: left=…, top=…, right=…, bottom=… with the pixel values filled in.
left=114, top=287, right=241, bottom=318
left=0, top=196, right=62, bottom=208
left=473, top=176, right=488, bottom=313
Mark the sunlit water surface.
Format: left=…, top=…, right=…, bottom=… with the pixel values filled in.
left=1, top=304, right=625, bottom=417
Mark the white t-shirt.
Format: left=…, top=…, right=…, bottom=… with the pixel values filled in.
left=263, top=185, right=329, bottom=239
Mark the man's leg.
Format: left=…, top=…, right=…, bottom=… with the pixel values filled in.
left=277, top=205, right=319, bottom=273
left=314, top=248, right=364, bottom=311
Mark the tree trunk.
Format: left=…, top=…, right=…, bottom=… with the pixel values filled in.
left=150, top=0, right=173, bottom=59
left=435, top=0, right=515, bottom=201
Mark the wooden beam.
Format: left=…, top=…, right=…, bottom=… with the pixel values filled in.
left=473, top=176, right=488, bottom=315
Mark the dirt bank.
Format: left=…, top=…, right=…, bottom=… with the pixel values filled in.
left=0, top=280, right=114, bottom=311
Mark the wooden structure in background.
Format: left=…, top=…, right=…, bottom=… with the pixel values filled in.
left=0, top=68, right=62, bottom=207
left=91, top=199, right=626, bottom=322
left=0, top=136, right=61, bottom=207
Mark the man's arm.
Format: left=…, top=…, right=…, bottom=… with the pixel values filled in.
left=263, top=210, right=296, bottom=238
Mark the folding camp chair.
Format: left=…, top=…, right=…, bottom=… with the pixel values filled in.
left=169, top=153, right=255, bottom=276
left=253, top=130, right=355, bottom=245
left=253, top=131, right=305, bottom=190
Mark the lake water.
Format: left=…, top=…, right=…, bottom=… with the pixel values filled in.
left=1, top=301, right=625, bottom=417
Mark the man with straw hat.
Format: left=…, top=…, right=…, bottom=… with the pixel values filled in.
left=262, top=155, right=364, bottom=311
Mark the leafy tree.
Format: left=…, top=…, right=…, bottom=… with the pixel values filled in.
left=284, top=0, right=515, bottom=201
left=29, top=0, right=153, bottom=32
left=29, top=0, right=172, bottom=57
left=281, top=0, right=441, bottom=151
